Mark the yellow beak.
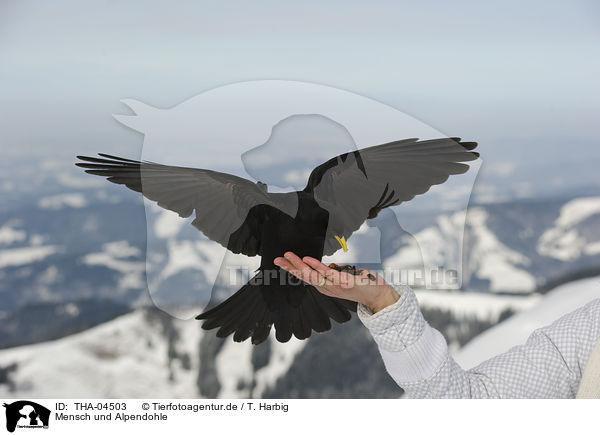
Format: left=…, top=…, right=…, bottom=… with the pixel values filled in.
left=334, top=235, right=348, bottom=252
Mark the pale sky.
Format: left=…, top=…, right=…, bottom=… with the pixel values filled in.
left=1, top=0, right=599, bottom=197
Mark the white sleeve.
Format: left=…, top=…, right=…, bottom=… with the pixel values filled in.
left=358, top=284, right=600, bottom=398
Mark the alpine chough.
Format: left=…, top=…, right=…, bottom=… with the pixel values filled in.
left=76, top=137, right=478, bottom=344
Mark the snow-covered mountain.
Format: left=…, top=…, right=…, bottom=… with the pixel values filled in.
left=0, top=288, right=545, bottom=399
left=385, top=195, right=600, bottom=294
left=455, top=276, right=600, bottom=369
left=537, top=197, right=600, bottom=262
left=2, top=160, right=600, bottom=398
left=3, top=179, right=600, bottom=315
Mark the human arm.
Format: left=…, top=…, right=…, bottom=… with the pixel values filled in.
left=359, top=282, right=600, bottom=398
left=275, top=252, right=600, bottom=398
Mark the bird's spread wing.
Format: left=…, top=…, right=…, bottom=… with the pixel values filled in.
left=303, top=138, right=479, bottom=256
left=76, top=154, right=298, bottom=256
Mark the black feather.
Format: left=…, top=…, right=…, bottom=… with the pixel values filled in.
left=76, top=137, right=478, bottom=344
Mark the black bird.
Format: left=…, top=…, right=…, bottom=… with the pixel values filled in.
left=76, top=137, right=478, bottom=344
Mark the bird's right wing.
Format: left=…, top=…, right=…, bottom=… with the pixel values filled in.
left=303, top=138, right=479, bottom=256
left=76, top=154, right=298, bottom=256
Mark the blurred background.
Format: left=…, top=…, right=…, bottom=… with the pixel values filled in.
left=0, top=0, right=599, bottom=398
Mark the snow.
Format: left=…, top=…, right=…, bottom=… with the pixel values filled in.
left=384, top=210, right=466, bottom=289
left=38, top=265, right=60, bottom=285
left=38, top=193, right=87, bottom=210
left=252, top=335, right=307, bottom=398
left=82, top=241, right=145, bottom=290
left=160, top=239, right=217, bottom=279
left=466, top=207, right=535, bottom=293
left=0, top=221, right=26, bottom=245
left=1, top=273, right=596, bottom=399
left=585, top=241, right=600, bottom=256
left=0, top=305, right=306, bottom=399
left=555, top=197, right=600, bottom=228
left=157, top=239, right=260, bottom=289
left=63, top=303, right=81, bottom=317
left=0, top=245, right=59, bottom=267
left=538, top=196, right=600, bottom=261
left=415, top=289, right=541, bottom=322
left=29, top=234, right=46, bottom=246
left=323, top=222, right=382, bottom=264
left=455, top=276, right=600, bottom=369
left=387, top=227, right=445, bottom=269
left=0, top=311, right=204, bottom=398
left=103, top=240, right=141, bottom=258
left=83, top=241, right=143, bottom=268
left=383, top=207, right=536, bottom=292
left=146, top=201, right=262, bottom=292
left=539, top=229, right=582, bottom=261
left=57, top=173, right=104, bottom=188
left=215, top=338, right=254, bottom=398
left=0, top=221, right=27, bottom=245
left=153, top=207, right=187, bottom=239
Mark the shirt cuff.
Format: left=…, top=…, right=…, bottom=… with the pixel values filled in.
left=357, top=284, right=449, bottom=384
left=357, top=284, right=426, bottom=352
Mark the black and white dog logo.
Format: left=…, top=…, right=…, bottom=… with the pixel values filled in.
left=3, top=401, right=50, bottom=433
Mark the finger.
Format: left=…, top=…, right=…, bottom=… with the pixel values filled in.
left=284, top=252, right=320, bottom=277
left=275, top=257, right=308, bottom=285
left=283, top=251, right=306, bottom=268
left=302, top=256, right=341, bottom=284
left=283, top=252, right=328, bottom=286
left=301, top=256, right=331, bottom=275
left=274, top=256, right=293, bottom=267
left=283, top=252, right=312, bottom=278
left=276, top=257, right=340, bottom=298
left=274, top=257, right=295, bottom=272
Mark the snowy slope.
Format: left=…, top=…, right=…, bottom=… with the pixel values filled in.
left=0, top=306, right=307, bottom=399
left=384, top=207, right=538, bottom=293
left=454, top=276, right=600, bottom=368
left=464, top=207, right=536, bottom=293
left=0, top=287, right=542, bottom=399
left=4, top=190, right=600, bottom=314
left=0, top=310, right=203, bottom=398
left=537, top=196, right=600, bottom=261
left=415, top=289, right=540, bottom=322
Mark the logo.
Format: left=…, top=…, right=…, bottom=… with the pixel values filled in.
left=3, top=401, right=50, bottom=433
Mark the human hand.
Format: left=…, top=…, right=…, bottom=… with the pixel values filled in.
left=274, top=251, right=400, bottom=313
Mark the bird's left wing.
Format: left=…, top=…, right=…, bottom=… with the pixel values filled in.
left=303, top=138, right=478, bottom=256
left=76, top=154, right=297, bottom=256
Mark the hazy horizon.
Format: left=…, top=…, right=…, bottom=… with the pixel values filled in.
left=1, top=0, right=599, bottom=201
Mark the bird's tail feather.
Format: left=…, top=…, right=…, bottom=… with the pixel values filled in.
left=195, top=271, right=356, bottom=345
